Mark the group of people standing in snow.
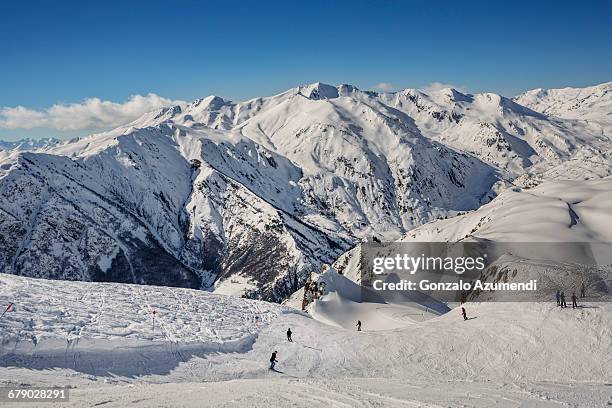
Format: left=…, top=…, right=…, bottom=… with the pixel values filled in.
left=556, top=283, right=585, bottom=309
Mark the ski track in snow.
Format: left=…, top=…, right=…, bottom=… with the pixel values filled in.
left=1, top=273, right=611, bottom=407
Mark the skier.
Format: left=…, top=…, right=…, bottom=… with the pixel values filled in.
left=555, top=290, right=561, bottom=306
left=461, top=307, right=468, bottom=321
left=580, top=282, right=586, bottom=298
left=269, top=351, right=278, bottom=370
left=560, top=291, right=567, bottom=308
left=356, top=320, right=362, bottom=331
left=571, top=292, right=578, bottom=309
left=287, top=328, right=293, bottom=342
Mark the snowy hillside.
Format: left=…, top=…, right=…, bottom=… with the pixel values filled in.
left=333, top=176, right=612, bottom=294
left=1, top=82, right=611, bottom=301
left=0, top=138, right=62, bottom=152
left=0, top=138, right=62, bottom=162
left=402, top=176, right=612, bottom=243
left=0, top=273, right=610, bottom=407
left=514, top=81, right=612, bottom=122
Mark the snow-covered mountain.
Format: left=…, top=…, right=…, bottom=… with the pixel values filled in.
left=514, top=81, right=612, bottom=122
left=0, top=137, right=63, bottom=161
left=331, top=176, right=612, bottom=296
left=0, top=137, right=62, bottom=151
left=1, top=82, right=610, bottom=301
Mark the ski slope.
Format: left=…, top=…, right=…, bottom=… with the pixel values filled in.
left=284, top=267, right=450, bottom=330
left=1, top=273, right=610, bottom=407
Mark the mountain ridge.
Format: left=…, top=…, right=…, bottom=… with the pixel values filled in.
left=1, top=81, right=610, bottom=301
left=514, top=81, right=612, bottom=122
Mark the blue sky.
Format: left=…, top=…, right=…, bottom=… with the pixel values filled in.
left=1, top=0, right=611, bottom=140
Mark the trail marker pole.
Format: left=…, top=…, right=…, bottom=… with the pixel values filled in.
left=152, top=310, right=156, bottom=332
left=0, top=303, right=13, bottom=320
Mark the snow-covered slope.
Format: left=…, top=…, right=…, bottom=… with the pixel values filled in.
left=0, top=137, right=63, bottom=162
left=284, top=267, right=449, bottom=330
left=378, top=87, right=611, bottom=176
left=1, top=82, right=611, bottom=301
left=0, top=273, right=285, bottom=347
left=0, top=138, right=62, bottom=152
left=513, top=82, right=612, bottom=185
left=1, top=273, right=610, bottom=406
left=514, top=81, right=612, bottom=122
left=0, top=125, right=353, bottom=301
left=402, top=176, right=612, bottom=243
left=334, top=176, right=612, bottom=296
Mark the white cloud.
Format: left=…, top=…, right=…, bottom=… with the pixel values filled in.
left=0, top=94, right=185, bottom=131
left=374, top=82, right=394, bottom=92
left=420, top=82, right=468, bottom=94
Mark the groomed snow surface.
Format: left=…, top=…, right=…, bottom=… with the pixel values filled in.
left=1, top=273, right=610, bottom=407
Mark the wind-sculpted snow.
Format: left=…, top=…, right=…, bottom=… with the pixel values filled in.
left=1, top=82, right=611, bottom=301
left=0, top=273, right=290, bottom=378
left=0, top=273, right=285, bottom=344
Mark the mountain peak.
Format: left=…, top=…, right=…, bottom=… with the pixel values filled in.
left=298, top=82, right=340, bottom=100
left=338, top=84, right=360, bottom=95
left=192, top=95, right=229, bottom=109
left=433, top=87, right=472, bottom=103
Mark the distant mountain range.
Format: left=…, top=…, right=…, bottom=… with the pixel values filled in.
left=1, top=81, right=610, bottom=301
left=0, top=137, right=61, bottom=153
left=514, top=81, right=612, bottom=122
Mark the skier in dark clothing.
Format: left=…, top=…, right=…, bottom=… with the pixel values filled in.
left=571, top=292, right=578, bottom=309
left=461, top=307, right=468, bottom=321
left=580, top=283, right=586, bottom=298
left=269, top=351, right=278, bottom=369
left=287, top=328, right=292, bottom=342
left=356, top=320, right=362, bottom=331
left=560, top=292, right=567, bottom=308
left=555, top=290, right=561, bottom=306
